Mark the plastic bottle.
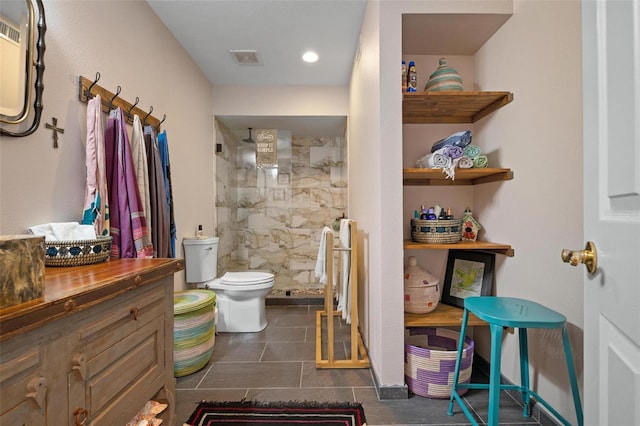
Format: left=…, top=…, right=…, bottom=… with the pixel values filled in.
left=196, top=224, right=203, bottom=238
left=402, top=61, right=407, bottom=92
left=407, top=61, right=417, bottom=92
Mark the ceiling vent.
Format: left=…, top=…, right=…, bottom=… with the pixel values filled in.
left=0, top=20, right=20, bottom=44
left=229, top=50, right=263, bottom=66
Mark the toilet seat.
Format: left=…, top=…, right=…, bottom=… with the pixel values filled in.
left=220, top=271, right=274, bottom=286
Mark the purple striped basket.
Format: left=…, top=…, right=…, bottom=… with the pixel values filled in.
left=404, top=327, right=474, bottom=398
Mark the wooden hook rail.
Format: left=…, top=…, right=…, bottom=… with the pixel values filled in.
left=78, top=75, right=164, bottom=132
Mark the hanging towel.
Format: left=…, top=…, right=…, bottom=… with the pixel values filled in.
left=338, top=219, right=352, bottom=324
left=105, top=108, right=153, bottom=259
left=131, top=115, right=154, bottom=255
left=158, top=130, right=176, bottom=258
left=145, top=125, right=170, bottom=258
left=315, top=227, right=333, bottom=285
left=455, top=156, right=474, bottom=169
left=81, top=94, right=110, bottom=237
left=462, top=144, right=481, bottom=159
left=473, top=155, right=489, bottom=168
left=430, top=130, right=472, bottom=152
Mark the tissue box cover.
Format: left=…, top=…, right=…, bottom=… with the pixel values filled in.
left=0, top=235, right=45, bottom=309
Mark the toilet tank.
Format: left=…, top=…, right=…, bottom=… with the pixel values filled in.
left=183, top=237, right=219, bottom=283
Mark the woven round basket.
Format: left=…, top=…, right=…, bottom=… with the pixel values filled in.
left=411, top=219, right=461, bottom=244
left=44, top=236, right=112, bottom=267
left=174, top=290, right=216, bottom=377
left=404, top=327, right=474, bottom=398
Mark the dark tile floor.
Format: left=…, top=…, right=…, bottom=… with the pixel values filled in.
left=176, top=302, right=549, bottom=425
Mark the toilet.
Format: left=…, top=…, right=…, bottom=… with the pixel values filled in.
left=182, top=237, right=274, bottom=332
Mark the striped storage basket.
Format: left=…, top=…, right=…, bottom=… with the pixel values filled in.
left=173, top=290, right=216, bottom=377
left=404, top=327, right=474, bottom=398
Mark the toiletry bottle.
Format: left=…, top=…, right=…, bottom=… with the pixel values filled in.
left=420, top=205, right=429, bottom=220
left=402, top=61, right=408, bottom=92
left=427, top=207, right=437, bottom=220
left=407, top=61, right=417, bottom=92
left=438, top=207, right=447, bottom=220
left=196, top=225, right=203, bottom=238
left=446, top=206, right=453, bottom=219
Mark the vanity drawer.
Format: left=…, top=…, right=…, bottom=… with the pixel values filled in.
left=67, top=283, right=167, bottom=425
left=0, top=339, right=47, bottom=424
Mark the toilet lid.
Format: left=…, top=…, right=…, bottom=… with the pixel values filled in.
left=220, top=271, right=274, bottom=286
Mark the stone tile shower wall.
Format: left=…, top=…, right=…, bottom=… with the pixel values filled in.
left=215, top=121, right=347, bottom=294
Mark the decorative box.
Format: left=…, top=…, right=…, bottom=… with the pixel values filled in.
left=0, top=235, right=45, bottom=309
left=404, top=256, right=440, bottom=314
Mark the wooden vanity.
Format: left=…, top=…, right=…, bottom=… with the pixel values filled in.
left=0, top=258, right=183, bottom=425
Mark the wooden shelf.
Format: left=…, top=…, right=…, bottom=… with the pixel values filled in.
left=405, top=303, right=487, bottom=328
left=403, top=168, right=513, bottom=186
left=403, top=91, right=513, bottom=124
left=404, top=240, right=514, bottom=257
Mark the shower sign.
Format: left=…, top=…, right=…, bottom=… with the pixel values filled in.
left=255, top=129, right=277, bottom=168
left=256, top=129, right=278, bottom=167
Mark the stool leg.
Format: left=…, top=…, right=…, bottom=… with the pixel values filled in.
left=562, top=326, right=584, bottom=426
left=488, top=323, right=503, bottom=426
left=448, top=307, right=470, bottom=416
left=519, top=327, right=531, bottom=417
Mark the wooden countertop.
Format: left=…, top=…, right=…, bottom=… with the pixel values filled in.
left=404, top=303, right=487, bottom=328
left=0, top=258, right=183, bottom=341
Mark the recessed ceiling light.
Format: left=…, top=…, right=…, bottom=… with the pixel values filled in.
left=302, top=51, right=319, bottom=63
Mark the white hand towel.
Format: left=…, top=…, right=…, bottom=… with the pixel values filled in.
left=314, top=227, right=333, bottom=285
left=338, top=219, right=352, bottom=324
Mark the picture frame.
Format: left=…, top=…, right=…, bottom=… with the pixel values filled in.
left=442, top=250, right=495, bottom=308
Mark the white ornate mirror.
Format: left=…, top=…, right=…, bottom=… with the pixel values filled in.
left=0, top=0, right=45, bottom=137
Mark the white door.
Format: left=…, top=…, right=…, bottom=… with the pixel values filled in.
left=582, top=1, right=640, bottom=425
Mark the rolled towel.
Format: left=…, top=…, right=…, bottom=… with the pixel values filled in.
left=455, top=156, right=474, bottom=169
left=431, top=130, right=472, bottom=152
left=473, top=155, right=489, bottom=168
left=463, top=144, right=481, bottom=159
left=442, top=145, right=463, bottom=159
left=416, top=150, right=452, bottom=169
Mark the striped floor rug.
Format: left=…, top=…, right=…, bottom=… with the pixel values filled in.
left=184, top=400, right=367, bottom=426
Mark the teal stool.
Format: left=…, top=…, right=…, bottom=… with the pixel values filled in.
left=447, top=297, right=583, bottom=426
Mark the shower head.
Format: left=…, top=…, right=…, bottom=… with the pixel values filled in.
left=242, top=127, right=255, bottom=143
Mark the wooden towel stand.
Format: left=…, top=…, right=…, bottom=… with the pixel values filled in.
left=315, top=220, right=370, bottom=369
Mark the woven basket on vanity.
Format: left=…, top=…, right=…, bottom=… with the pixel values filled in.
left=411, top=219, right=461, bottom=244
left=44, top=236, right=112, bottom=266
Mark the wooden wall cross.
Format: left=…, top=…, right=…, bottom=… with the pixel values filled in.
left=45, top=117, right=64, bottom=148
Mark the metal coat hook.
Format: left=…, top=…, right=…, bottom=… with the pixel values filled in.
left=127, top=96, right=140, bottom=116
left=86, top=72, right=100, bottom=99
left=143, top=106, right=154, bottom=126
left=159, top=114, right=166, bottom=126
left=108, top=85, right=121, bottom=111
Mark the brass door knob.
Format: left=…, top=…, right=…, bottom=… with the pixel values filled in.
left=561, top=241, right=597, bottom=274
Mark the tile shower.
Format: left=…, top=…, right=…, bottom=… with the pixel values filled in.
left=215, top=120, right=347, bottom=294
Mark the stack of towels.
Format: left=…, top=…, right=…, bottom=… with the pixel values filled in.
left=415, top=130, right=489, bottom=180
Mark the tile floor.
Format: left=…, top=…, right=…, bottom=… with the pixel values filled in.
left=176, top=301, right=551, bottom=425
